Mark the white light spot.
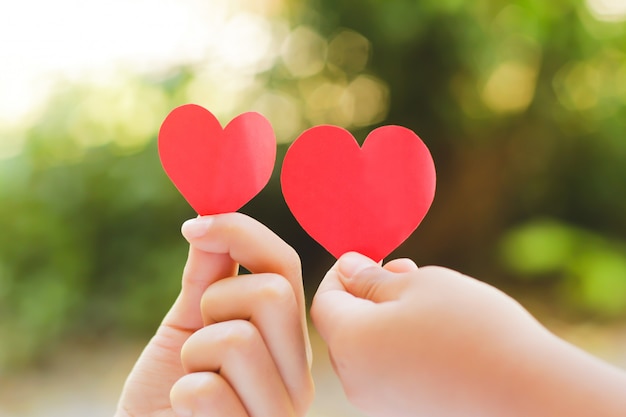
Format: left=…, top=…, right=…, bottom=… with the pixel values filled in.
left=0, top=0, right=278, bottom=132
left=586, top=0, right=626, bottom=22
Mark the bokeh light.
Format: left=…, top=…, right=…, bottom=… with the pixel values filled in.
left=586, top=0, right=626, bottom=22
left=281, top=26, right=328, bottom=78
left=1, top=1, right=626, bottom=415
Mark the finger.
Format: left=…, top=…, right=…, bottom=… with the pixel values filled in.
left=338, top=252, right=413, bottom=302
left=182, top=213, right=302, bottom=283
left=181, top=320, right=295, bottom=417
left=162, top=212, right=305, bottom=336
left=118, top=244, right=236, bottom=415
left=119, top=214, right=301, bottom=416
left=383, top=258, right=419, bottom=273
left=311, top=252, right=415, bottom=345
left=170, top=372, right=248, bottom=417
left=201, top=273, right=314, bottom=415
left=179, top=212, right=311, bottom=363
left=163, top=245, right=237, bottom=332
left=310, top=259, right=374, bottom=346
left=117, top=218, right=240, bottom=415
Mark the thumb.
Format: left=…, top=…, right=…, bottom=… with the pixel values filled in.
left=337, top=252, right=411, bottom=303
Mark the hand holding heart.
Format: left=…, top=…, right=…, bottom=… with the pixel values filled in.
left=120, top=105, right=626, bottom=417
left=158, top=104, right=436, bottom=261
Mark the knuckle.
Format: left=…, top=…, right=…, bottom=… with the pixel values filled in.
left=283, top=245, right=302, bottom=276
left=217, top=319, right=259, bottom=352
left=189, top=372, right=223, bottom=395
left=180, top=320, right=260, bottom=366
left=200, top=285, right=220, bottom=317
left=192, top=372, right=224, bottom=396
left=257, top=273, right=295, bottom=305
left=170, top=372, right=225, bottom=408
left=180, top=335, right=197, bottom=367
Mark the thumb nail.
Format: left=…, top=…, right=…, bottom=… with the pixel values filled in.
left=338, top=252, right=376, bottom=279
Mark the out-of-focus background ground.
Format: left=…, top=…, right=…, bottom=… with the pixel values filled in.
left=1, top=325, right=626, bottom=417
left=1, top=0, right=626, bottom=415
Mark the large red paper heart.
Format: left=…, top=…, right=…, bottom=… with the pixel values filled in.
left=281, top=125, right=436, bottom=262
left=158, top=104, right=276, bottom=215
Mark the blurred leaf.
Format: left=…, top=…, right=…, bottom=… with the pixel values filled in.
left=500, top=219, right=578, bottom=277
left=501, top=219, right=626, bottom=316
left=570, top=249, right=626, bottom=315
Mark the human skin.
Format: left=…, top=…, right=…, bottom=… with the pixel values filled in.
left=311, top=252, right=626, bottom=417
left=115, top=213, right=314, bottom=417
left=116, top=216, right=626, bottom=417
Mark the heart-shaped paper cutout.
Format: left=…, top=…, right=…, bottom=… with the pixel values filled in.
left=158, top=104, right=276, bottom=215
left=281, top=125, right=436, bottom=262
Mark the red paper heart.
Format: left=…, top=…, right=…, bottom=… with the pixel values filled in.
left=158, top=104, right=276, bottom=215
left=281, top=125, right=436, bottom=262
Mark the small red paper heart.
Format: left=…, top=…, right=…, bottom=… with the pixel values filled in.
left=158, top=104, right=276, bottom=215
left=281, top=125, right=436, bottom=262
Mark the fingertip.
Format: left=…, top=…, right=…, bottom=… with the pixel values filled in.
left=337, top=252, right=378, bottom=280
left=335, top=255, right=412, bottom=303
left=311, top=261, right=376, bottom=343
left=181, top=216, right=215, bottom=240
left=310, top=266, right=349, bottom=335
left=383, top=258, right=418, bottom=273
left=170, top=373, right=202, bottom=417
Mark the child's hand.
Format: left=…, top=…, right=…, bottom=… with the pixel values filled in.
left=311, top=252, right=626, bottom=417
left=116, top=213, right=314, bottom=417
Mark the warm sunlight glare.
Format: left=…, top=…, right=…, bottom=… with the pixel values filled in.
left=586, top=0, right=626, bottom=22
left=0, top=0, right=275, bottom=127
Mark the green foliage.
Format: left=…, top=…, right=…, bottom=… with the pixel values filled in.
left=501, top=220, right=626, bottom=316
left=302, top=0, right=626, bottom=314
left=500, top=219, right=579, bottom=276
left=1, top=0, right=626, bottom=368
left=0, top=79, right=194, bottom=369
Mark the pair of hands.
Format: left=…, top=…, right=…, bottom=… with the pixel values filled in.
left=116, top=214, right=626, bottom=417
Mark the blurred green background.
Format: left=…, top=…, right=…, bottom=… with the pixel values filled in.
left=1, top=0, right=626, bottom=373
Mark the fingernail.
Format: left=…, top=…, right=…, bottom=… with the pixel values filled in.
left=181, top=216, right=213, bottom=239
left=338, top=252, right=375, bottom=279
